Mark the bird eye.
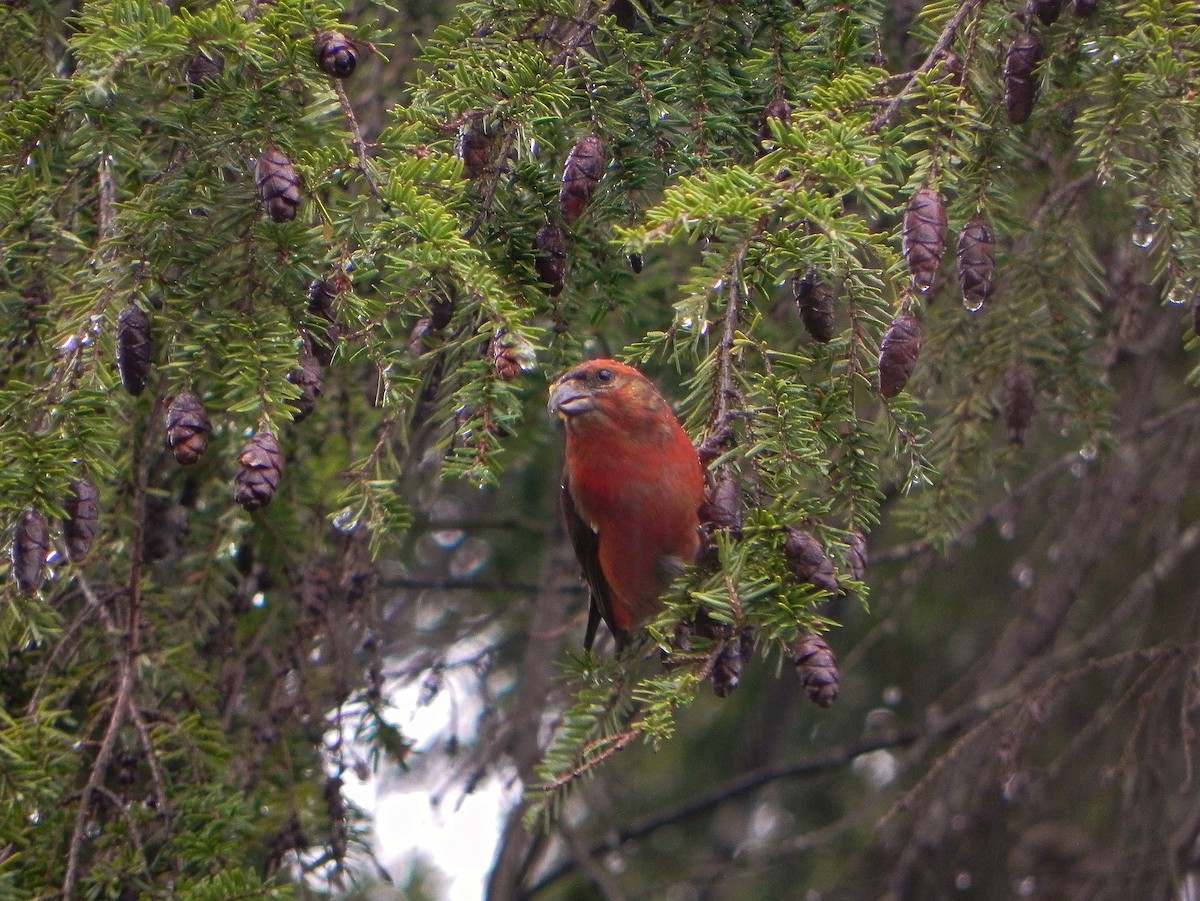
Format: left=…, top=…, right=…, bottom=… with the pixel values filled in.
left=596, top=368, right=613, bottom=383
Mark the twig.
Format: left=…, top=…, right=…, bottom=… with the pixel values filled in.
left=333, top=80, right=388, bottom=211
left=868, top=0, right=986, bottom=133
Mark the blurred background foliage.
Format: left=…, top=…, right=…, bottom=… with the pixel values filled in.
left=2, top=0, right=1200, bottom=898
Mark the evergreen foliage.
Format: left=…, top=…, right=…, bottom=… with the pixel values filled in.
left=0, top=0, right=1198, bottom=895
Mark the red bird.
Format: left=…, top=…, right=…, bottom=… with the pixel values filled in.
left=548, top=359, right=705, bottom=649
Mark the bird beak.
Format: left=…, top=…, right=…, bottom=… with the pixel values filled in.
left=548, top=379, right=595, bottom=418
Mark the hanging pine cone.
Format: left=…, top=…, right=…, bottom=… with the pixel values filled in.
left=1030, top=0, right=1062, bottom=24
left=13, top=507, right=49, bottom=594
left=903, top=186, right=947, bottom=294
left=116, top=304, right=152, bottom=396
left=166, top=390, right=211, bottom=465
left=287, top=352, right=323, bottom=422
left=956, top=214, right=996, bottom=311
left=559, top=134, right=605, bottom=224
left=792, top=633, right=839, bottom=708
left=1003, top=364, right=1036, bottom=445
left=846, top=529, right=868, bottom=583
left=627, top=252, right=644, bottom=274
left=315, top=30, right=358, bottom=78
left=64, top=478, right=99, bottom=562
left=1073, top=0, right=1097, bottom=16
left=702, top=470, right=743, bottom=536
left=878, top=309, right=921, bottom=398
left=456, top=113, right=492, bottom=180
left=758, top=98, right=792, bottom=152
left=792, top=268, right=836, bottom=343
left=234, top=431, right=284, bottom=511
left=784, top=528, right=839, bottom=595
left=937, top=50, right=965, bottom=87
left=490, top=332, right=521, bottom=381
left=1004, top=30, right=1043, bottom=125
left=534, top=225, right=567, bottom=296
left=255, top=144, right=301, bottom=223
left=712, top=632, right=751, bottom=698
left=185, top=51, right=224, bottom=91
left=428, top=290, right=455, bottom=331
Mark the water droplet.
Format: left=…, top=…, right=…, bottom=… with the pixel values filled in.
left=999, top=519, right=1017, bottom=541
left=449, top=537, right=491, bottom=578
left=1017, top=876, right=1037, bottom=896
left=882, top=686, right=902, bottom=706
left=331, top=507, right=359, bottom=533
left=251, top=592, right=266, bottom=608
left=1167, top=279, right=1196, bottom=306
left=84, top=821, right=101, bottom=839
left=962, top=295, right=984, bottom=313
left=1012, top=562, right=1034, bottom=588
left=28, top=809, right=41, bottom=825
left=955, top=872, right=972, bottom=890
left=917, top=282, right=933, bottom=294
left=1132, top=214, right=1156, bottom=249
left=1079, top=443, right=1098, bottom=462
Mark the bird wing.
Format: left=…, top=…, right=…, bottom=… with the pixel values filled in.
left=560, top=471, right=627, bottom=650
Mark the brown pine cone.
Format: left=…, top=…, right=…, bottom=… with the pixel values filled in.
left=13, top=507, right=49, bottom=594
left=758, top=98, right=792, bottom=153
left=701, top=471, right=743, bottom=535
left=315, top=30, right=358, bottom=78
left=457, top=113, right=492, bottom=180
left=1004, top=30, right=1044, bottom=125
left=491, top=332, right=521, bottom=381
left=956, top=214, right=996, bottom=311
left=784, top=528, right=839, bottom=596
left=117, top=304, right=152, bottom=396
left=878, top=309, right=921, bottom=398
left=166, top=391, right=211, bottom=465
left=559, top=134, right=605, bottom=224
left=903, top=186, right=947, bottom=294
left=1003, top=364, right=1036, bottom=445
left=234, top=432, right=284, bottom=511
left=792, top=633, right=839, bottom=708
left=1030, top=0, right=1062, bottom=24
left=534, top=225, right=567, bottom=296
left=846, top=529, right=868, bottom=583
left=64, top=478, right=100, bottom=562
left=185, top=51, right=224, bottom=91
left=712, top=631, right=752, bottom=698
left=792, top=268, right=836, bottom=343
left=287, top=352, right=323, bottom=422
left=256, top=144, right=301, bottom=223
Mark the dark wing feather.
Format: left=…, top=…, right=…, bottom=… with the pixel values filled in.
left=560, top=471, right=626, bottom=650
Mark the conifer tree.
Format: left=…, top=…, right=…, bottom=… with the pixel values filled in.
left=1, top=0, right=1199, bottom=897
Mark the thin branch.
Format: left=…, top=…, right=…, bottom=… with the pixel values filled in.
left=868, top=0, right=986, bottom=133
left=333, top=80, right=388, bottom=211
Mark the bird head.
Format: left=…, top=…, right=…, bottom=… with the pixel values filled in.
left=548, top=359, right=665, bottom=424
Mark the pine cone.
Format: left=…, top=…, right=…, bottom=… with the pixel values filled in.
left=846, top=529, right=868, bottom=583
left=559, top=134, right=605, bottom=224
left=712, top=632, right=751, bottom=698
left=792, top=633, right=839, bottom=708
left=903, top=186, right=947, bottom=293
left=534, top=225, right=567, bottom=296
left=784, top=528, right=839, bottom=595
left=956, top=214, right=996, bottom=311
left=256, top=144, right=301, bottom=223
left=315, top=30, right=358, bottom=78
left=878, top=310, right=921, bottom=398
left=287, top=352, right=323, bottom=422
left=1003, top=364, right=1036, bottom=445
left=166, top=391, right=211, bottom=465
left=627, top=252, right=644, bottom=274
left=456, top=113, right=492, bottom=180
left=491, top=332, right=521, bottom=381
left=1004, top=30, right=1043, bottom=125
left=758, top=98, right=792, bottom=153
left=792, top=268, right=836, bottom=343
left=701, top=471, right=743, bottom=535
left=185, top=51, right=224, bottom=91
left=234, top=432, right=284, bottom=511
left=1073, top=0, right=1097, bottom=16
left=937, top=50, right=965, bottom=87
left=13, top=507, right=49, bottom=594
left=1031, top=0, right=1062, bottom=24
left=117, top=304, right=152, bottom=395
left=64, top=478, right=100, bottom=562
left=428, top=291, right=455, bottom=331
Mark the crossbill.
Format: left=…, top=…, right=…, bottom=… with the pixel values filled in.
left=548, top=359, right=705, bottom=649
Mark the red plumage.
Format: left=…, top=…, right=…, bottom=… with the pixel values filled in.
left=549, top=359, right=705, bottom=649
